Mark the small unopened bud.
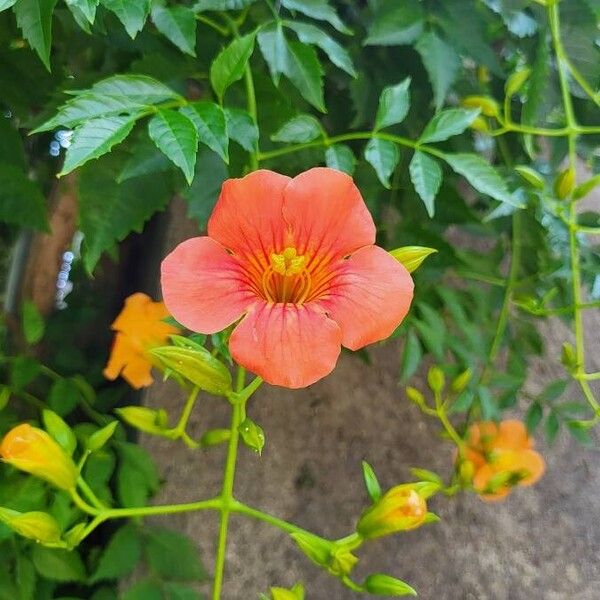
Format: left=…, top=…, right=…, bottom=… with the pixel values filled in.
left=451, top=369, right=472, bottom=394
left=116, top=406, right=168, bottom=435
left=290, top=532, right=332, bottom=568
left=389, top=246, right=437, bottom=273
left=561, top=342, right=577, bottom=371
left=515, top=165, right=545, bottom=189
left=238, top=418, right=265, bottom=455
left=364, top=573, right=417, bottom=596
left=270, top=584, right=304, bottom=600
left=200, top=428, right=231, bottom=447
left=405, top=387, right=425, bottom=406
left=458, top=459, right=476, bottom=485
left=554, top=167, right=576, bottom=199
left=329, top=547, right=359, bottom=577
left=461, top=95, right=499, bottom=118
left=427, top=366, right=445, bottom=394
left=150, top=346, right=232, bottom=396
left=356, top=484, right=427, bottom=540
left=0, top=508, right=61, bottom=544
left=0, top=424, right=77, bottom=490
left=505, top=67, right=531, bottom=97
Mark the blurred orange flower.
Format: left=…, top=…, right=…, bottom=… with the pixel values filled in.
left=464, top=419, right=545, bottom=501
left=103, top=292, right=180, bottom=389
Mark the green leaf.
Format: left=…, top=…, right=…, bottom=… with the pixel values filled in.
left=10, top=356, right=41, bottom=390
left=365, top=0, right=424, bottom=46
left=525, top=402, right=543, bottom=433
left=101, top=0, right=149, bottom=38
left=375, top=77, right=411, bottom=130
left=523, top=31, right=550, bottom=127
left=122, top=579, right=162, bottom=600
left=14, top=0, right=57, bottom=71
left=116, top=442, right=160, bottom=507
left=364, top=138, right=399, bottom=188
left=281, top=0, right=350, bottom=34
left=419, top=108, right=480, bottom=143
left=15, top=555, right=36, bottom=600
left=539, top=379, right=568, bottom=403
left=544, top=412, right=560, bottom=444
left=257, top=22, right=289, bottom=85
left=0, top=117, right=26, bottom=169
left=180, top=102, right=229, bottom=163
left=145, top=526, right=206, bottom=581
left=285, top=21, right=356, bottom=77
left=42, top=409, right=77, bottom=455
left=183, top=148, right=228, bottom=229
left=272, top=114, right=323, bottom=143
left=284, top=41, right=325, bottom=112
left=65, top=0, right=97, bottom=24
left=86, top=421, right=118, bottom=453
left=59, top=115, right=137, bottom=176
left=0, top=0, right=17, bottom=12
left=152, top=5, right=197, bottom=56
left=0, top=164, right=48, bottom=231
left=31, top=547, right=86, bottom=582
left=118, top=136, right=172, bottom=182
left=148, top=109, right=198, bottom=184
left=361, top=460, right=382, bottom=502
left=48, top=377, right=80, bottom=416
left=415, top=31, right=460, bottom=111
left=225, top=108, right=258, bottom=152
left=21, top=300, right=45, bottom=344
left=442, top=153, right=520, bottom=207
left=400, top=330, right=422, bottom=383
left=91, top=523, right=142, bottom=582
left=409, top=151, right=442, bottom=217
left=194, top=0, right=255, bottom=10
left=84, top=74, right=181, bottom=104
left=210, top=32, right=256, bottom=102
left=163, top=583, right=203, bottom=600
left=78, top=157, right=171, bottom=273
left=325, top=144, right=355, bottom=175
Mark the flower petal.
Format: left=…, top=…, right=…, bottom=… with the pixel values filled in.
left=496, top=420, right=532, bottom=450
left=208, top=170, right=291, bottom=261
left=283, top=168, right=376, bottom=260
left=161, top=237, right=257, bottom=334
left=229, top=302, right=342, bottom=388
left=315, top=245, right=414, bottom=350
left=103, top=333, right=154, bottom=389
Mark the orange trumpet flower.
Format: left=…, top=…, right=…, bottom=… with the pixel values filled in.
left=464, top=419, right=545, bottom=501
left=161, top=168, right=414, bottom=388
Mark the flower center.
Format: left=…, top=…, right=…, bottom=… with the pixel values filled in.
left=262, top=247, right=312, bottom=304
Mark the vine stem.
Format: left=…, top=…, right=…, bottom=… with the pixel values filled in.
left=212, top=367, right=246, bottom=600
left=549, top=1, right=600, bottom=416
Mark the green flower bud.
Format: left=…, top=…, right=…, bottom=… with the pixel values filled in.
left=86, top=421, right=119, bottom=453
left=238, top=418, right=265, bottom=455
left=364, top=573, right=417, bottom=596
left=0, top=508, right=61, bottom=544
left=42, top=410, right=77, bottom=456
left=290, top=532, right=332, bottom=568
left=515, top=165, right=545, bottom=189
left=116, top=406, right=168, bottom=435
left=427, top=366, right=445, bottom=394
left=505, top=67, right=531, bottom=97
left=461, top=95, right=499, bottom=117
left=405, top=387, right=425, bottom=406
left=389, top=246, right=437, bottom=274
left=200, top=428, right=231, bottom=447
left=554, top=167, right=576, bottom=199
left=329, top=546, right=359, bottom=577
left=150, top=346, right=232, bottom=396
left=451, top=369, right=472, bottom=394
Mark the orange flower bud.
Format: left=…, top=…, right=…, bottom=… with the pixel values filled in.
left=0, top=424, right=77, bottom=490
left=356, top=484, right=427, bottom=540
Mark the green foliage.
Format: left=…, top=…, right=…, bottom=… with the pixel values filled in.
left=1, top=0, right=600, bottom=597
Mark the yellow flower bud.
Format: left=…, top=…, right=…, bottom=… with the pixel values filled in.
left=356, top=484, right=427, bottom=540
left=0, top=507, right=62, bottom=544
left=554, top=167, right=576, bottom=199
left=461, top=96, right=499, bottom=118
left=0, top=424, right=77, bottom=490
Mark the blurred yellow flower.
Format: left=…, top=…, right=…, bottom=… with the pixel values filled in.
left=356, top=483, right=427, bottom=539
left=0, top=423, right=77, bottom=490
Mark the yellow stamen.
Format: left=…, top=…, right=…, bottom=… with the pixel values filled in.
left=270, top=247, right=306, bottom=276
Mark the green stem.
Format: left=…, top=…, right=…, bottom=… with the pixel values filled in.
left=434, top=391, right=464, bottom=451
left=549, top=1, right=600, bottom=416
left=480, top=210, right=522, bottom=385
left=77, top=476, right=107, bottom=511
left=196, top=14, right=229, bottom=36
left=212, top=367, right=246, bottom=600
